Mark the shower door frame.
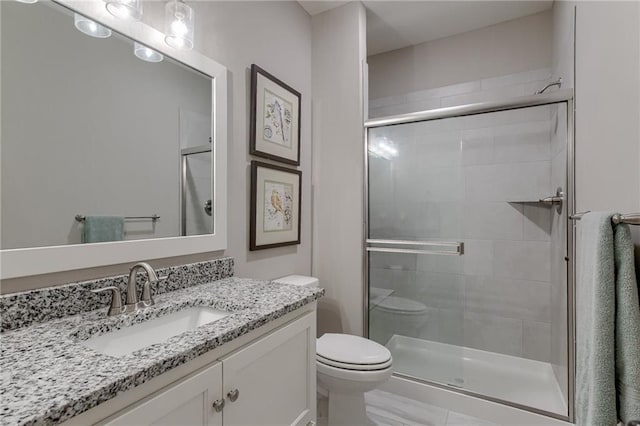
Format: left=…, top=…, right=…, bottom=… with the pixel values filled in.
left=180, top=145, right=213, bottom=237
left=363, top=90, right=576, bottom=422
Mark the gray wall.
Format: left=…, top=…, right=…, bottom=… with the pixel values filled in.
left=311, top=2, right=367, bottom=336
left=368, top=10, right=552, bottom=102
left=1, top=1, right=211, bottom=249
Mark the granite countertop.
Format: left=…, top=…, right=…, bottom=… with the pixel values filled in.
left=0, top=277, right=324, bottom=426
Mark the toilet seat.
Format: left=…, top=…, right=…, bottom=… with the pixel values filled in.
left=317, top=358, right=393, bottom=382
left=316, top=354, right=393, bottom=371
left=316, top=333, right=392, bottom=371
left=375, top=296, right=428, bottom=315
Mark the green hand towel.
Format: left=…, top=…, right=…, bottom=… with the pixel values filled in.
left=576, top=212, right=640, bottom=425
left=81, top=216, right=124, bottom=243
left=613, top=222, right=640, bottom=423
left=576, top=212, right=616, bottom=426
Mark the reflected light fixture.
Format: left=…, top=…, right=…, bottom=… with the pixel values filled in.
left=105, top=0, right=143, bottom=21
left=15, top=0, right=39, bottom=4
left=74, top=13, right=112, bottom=38
left=368, top=137, right=398, bottom=160
left=164, top=0, right=194, bottom=50
left=134, top=42, right=164, bottom=63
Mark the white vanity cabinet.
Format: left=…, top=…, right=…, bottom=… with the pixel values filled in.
left=98, top=310, right=316, bottom=426
left=105, top=362, right=224, bottom=426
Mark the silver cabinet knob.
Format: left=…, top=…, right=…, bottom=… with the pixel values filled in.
left=227, top=389, right=239, bottom=402
left=212, top=399, right=225, bottom=412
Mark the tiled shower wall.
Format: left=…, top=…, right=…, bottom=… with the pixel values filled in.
left=369, top=68, right=551, bottom=119
left=368, top=101, right=566, bottom=364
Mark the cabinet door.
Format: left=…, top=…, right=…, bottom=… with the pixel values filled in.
left=104, top=362, right=223, bottom=426
left=221, top=312, right=316, bottom=426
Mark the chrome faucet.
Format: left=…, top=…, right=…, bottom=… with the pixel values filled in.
left=92, top=262, right=163, bottom=316
left=125, top=262, right=160, bottom=311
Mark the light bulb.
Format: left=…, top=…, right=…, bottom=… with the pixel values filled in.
left=105, top=0, right=142, bottom=21
left=134, top=42, right=164, bottom=63
left=171, top=20, right=188, bottom=37
left=74, top=13, right=112, bottom=38
left=164, top=0, right=194, bottom=50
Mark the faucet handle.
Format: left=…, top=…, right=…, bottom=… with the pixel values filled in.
left=91, top=286, right=123, bottom=316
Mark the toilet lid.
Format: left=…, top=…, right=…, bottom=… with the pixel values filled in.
left=375, top=296, right=427, bottom=314
left=316, top=334, right=391, bottom=366
left=317, top=354, right=393, bottom=371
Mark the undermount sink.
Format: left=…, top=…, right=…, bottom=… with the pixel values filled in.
left=82, top=306, right=230, bottom=357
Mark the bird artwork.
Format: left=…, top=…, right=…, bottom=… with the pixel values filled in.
left=271, top=190, right=285, bottom=215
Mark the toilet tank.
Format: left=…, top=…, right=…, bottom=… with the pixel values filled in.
left=273, top=275, right=319, bottom=288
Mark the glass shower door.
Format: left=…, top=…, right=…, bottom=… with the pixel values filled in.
left=366, top=103, right=570, bottom=417
left=367, top=117, right=467, bottom=388
left=181, top=147, right=213, bottom=236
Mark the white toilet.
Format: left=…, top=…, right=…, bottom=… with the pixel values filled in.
left=274, top=275, right=393, bottom=426
left=369, top=294, right=430, bottom=345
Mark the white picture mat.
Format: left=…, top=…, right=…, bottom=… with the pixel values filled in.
left=255, top=166, right=300, bottom=247
left=255, top=73, right=300, bottom=162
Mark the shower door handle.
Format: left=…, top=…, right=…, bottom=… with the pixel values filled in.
left=366, top=239, right=463, bottom=256
left=204, top=200, right=212, bottom=216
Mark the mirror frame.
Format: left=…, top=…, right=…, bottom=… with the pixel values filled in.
left=0, top=0, right=227, bottom=279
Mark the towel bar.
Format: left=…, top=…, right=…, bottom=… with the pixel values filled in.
left=569, top=212, right=640, bottom=225
left=75, top=214, right=160, bottom=223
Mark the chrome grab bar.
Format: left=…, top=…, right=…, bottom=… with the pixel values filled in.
left=366, top=239, right=463, bottom=256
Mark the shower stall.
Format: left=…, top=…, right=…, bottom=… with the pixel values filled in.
left=364, top=91, right=574, bottom=421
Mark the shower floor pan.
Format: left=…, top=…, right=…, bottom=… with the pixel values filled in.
left=386, top=335, right=567, bottom=416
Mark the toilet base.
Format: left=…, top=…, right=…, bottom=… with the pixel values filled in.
left=327, top=390, right=374, bottom=426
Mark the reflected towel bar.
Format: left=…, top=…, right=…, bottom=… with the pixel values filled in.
left=75, top=214, right=160, bottom=223
left=569, top=212, right=640, bottom=225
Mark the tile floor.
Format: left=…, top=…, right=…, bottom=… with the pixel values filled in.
left=318, top=390, right=500, bottom=426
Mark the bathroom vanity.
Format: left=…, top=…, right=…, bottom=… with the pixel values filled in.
left=0, top=268, right=323, bottom=426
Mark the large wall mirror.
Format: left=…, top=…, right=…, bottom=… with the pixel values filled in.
left=1, top=0, right=228, bottom=279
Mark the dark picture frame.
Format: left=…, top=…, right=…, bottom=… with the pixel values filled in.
left=249, top=64, right=301, bottom=165
left=250, top=161, right=302, bottom=250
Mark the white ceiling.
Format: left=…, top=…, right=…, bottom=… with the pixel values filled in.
left=298, top=1, right=350, bottom=16
left=298, top=1, right=553, bottom=56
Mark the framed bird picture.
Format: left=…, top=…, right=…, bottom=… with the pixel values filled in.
left=250, top=161, right=302, bottom=250
left=249, top=64, right=301, bottom=165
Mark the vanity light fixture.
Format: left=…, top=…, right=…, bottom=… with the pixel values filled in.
left=105, top=0, right=143, bottom=22
left=15, top=0, right=38, bottom=4
left=74, top=13, right=112, bottom=38
left=164, top=0, right=194, bottom=50
left=134, top=42, right=164, bottom=63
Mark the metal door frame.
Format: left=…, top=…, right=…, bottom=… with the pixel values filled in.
left=363, top=90, right=576, bottom=422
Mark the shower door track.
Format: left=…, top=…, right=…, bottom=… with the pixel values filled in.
left=365, top=89, right=573, bottom=128
left=362, top=89, right=576, bottom=422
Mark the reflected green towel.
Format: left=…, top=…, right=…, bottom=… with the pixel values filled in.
left=81, top=216, right=124, bottom=243
left=576, top=212, right=640, bottom=425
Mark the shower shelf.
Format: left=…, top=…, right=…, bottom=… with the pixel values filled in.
left=506, top=199, right=558, bottom=205
left=506, top=188, right=564, bottom=207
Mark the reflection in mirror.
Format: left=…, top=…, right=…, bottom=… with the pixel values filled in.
left=1, top=0, right=213, bottom=250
